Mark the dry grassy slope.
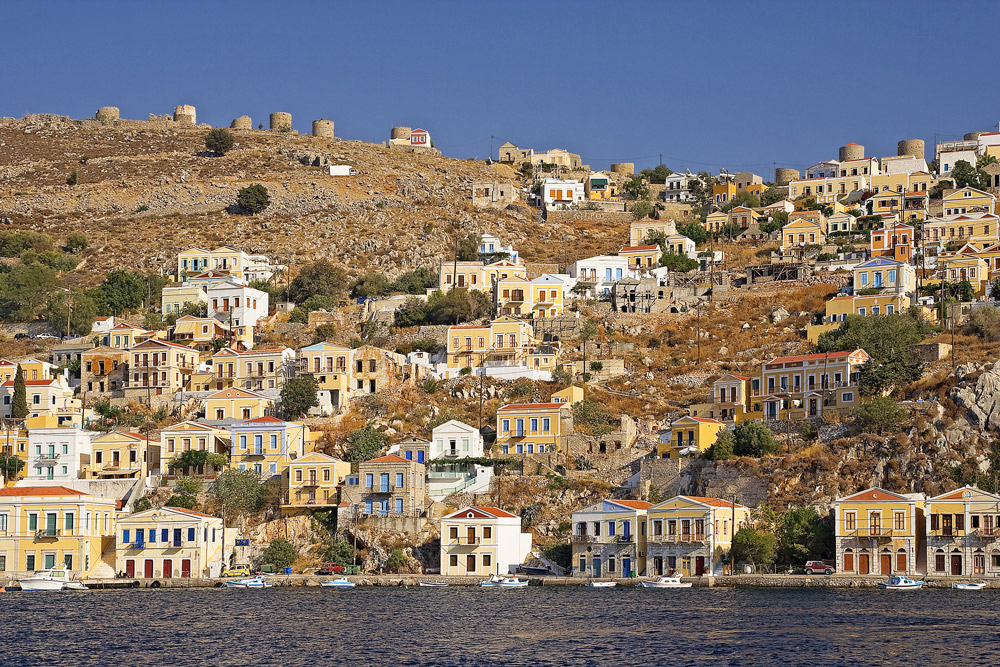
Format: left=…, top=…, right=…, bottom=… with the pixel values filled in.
left=0, top=119, right=627, bottom=284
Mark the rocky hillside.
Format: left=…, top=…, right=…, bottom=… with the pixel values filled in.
left=0, top=114, right=624, bottom=285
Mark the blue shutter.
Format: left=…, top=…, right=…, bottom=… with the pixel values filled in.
left=123, top=529, right=130, bottom=543
left=417, top=451, right=424, bottom=463
left=187, top=527, right=195, bottom=542
left=161, top=528, right=168, bottom=542
left=149, top=529, right=156, bottom=543
left=396, top=473, right=403, bottom=488
left=405, top=451, right=412, bottom=460
left=395, top=499, right=403, bottom=514
left=365, top=500, right=372, bottom=514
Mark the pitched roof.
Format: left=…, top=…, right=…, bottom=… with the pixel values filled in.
left=768, top=350, right=863, bottom=364
left=164, top=506, right=218, bottom=519
left=444, top=506, right=518, bottom=519
left=839, top=488, right=910, bottom=503
left=498, top=402, right=563, bottom=411
left=681, top=495, right=746, bottom=509
left=0, top=486, right=85, bottom=497
left=207, top=387, right=270, bottom=400
left=612, top=500, right=653, bottom=510
left=366, top=454, right=410, bottom=464
left=241, top=416, right=285, bottom=424
left=619, top=244, right=659, bottom=252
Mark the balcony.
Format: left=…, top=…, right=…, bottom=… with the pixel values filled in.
left=648, top=533, right=706, bottom=544
left=850, top=528, right=894, bottom=538
left=448, top=537, right=481, bottom=545
left=972, top=528, right=1000, bottom=539
left=35, top=529, right=61, bottom=538
left=571, top=534, right=601, bottom=544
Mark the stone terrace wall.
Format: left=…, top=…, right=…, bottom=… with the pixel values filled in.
left=545, top=210, right=633, bottom=225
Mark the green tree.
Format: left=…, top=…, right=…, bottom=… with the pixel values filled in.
left=47, top=289, right=97, bottom=337
left=817, top=313, right=925, bottom=395
left=721, top=190, right=761, bottom=211
left=572, top=399, right=617, bottom=437
left=730, top=528, right=777, bottom=570
left=165, top=494, right=196, bottom=510
left=344, top=425, right=387, bottom=463
left=0, top=451, right=25, bottom=481
left=205, top=128, right=235, bottom=156
left=386, top=548, right=409, bottom=573
left=313, top=323, right=337, bottom=343
left=760, top=187, right=784, bottom=206
left=630, top=200, right=654, bottom=220
left=660, top=252, right=699, bottom=272
left=388, top=267, right=437, bottom=294
left=623, top=176, right=650, bottom=200
left=776, top=507, right=832, bottom=566
left=0, top=263, right=59, bottom=321
left=11, top=365, right=28, bottom=419
left=289, top=260, right=348, bottom=303
left=857, top=396, right=908, bottom=434
left=950, top=159, right=985, bottom=190
left=65, top=232, right=89, bottom=253
left=168, top=450, right=228, bottom=472
left=236, top=184, right=271, bottom=215
left=703, top=428, right=735, bottom=460
left=132, top=496, right=152, bottom=512
left=732, top=421, right=779, bottom=457
left=212, top=468, right=267, bottom=520
left=323, top=538, right=355, bottom=564
left=968, top=305, right=1000, bottom=342
left=67, top=170, right=78, bottom=186
left=280, top=375, right=318, bottom=419
left=261, top=538, right=297, bottom=569
left=542, top=541, right=572, bottom=569
left=350, top=272, right=390, bottom=299
left=0, top=230, right=53, bottom=256
left=89, top=270, right=146, bottom=316
left=677, top=222, right=707, bottom=245
left=457, top=233, right=482, bottom=262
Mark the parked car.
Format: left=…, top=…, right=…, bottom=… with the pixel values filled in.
left=35, top=334, right=58, bottom=340
left=13, top=333, right=29, bottom=340
left=221, top=564, right=252, bottom=578
left=804, top=560, right=834, bottom=575
left=317, top=562, right=346, bottom=575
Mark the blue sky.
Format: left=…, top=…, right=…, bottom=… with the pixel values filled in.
left=3, top=0, right=999, bottom=176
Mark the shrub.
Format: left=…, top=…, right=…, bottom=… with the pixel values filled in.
left=323, top=538, right=355, bottom=565
left=313, top=323, right=337, bottom=343
left=236, top=184, right=271, bottom=215
left=65, top=232, right=89, bottom=253
left=67, top=170, right=78, bottom=186
left=386, top=548, right=409, bottom=573
left=345, top=425, right=387, bottom=463
left=704, top=428, right=735, bottom=460
left=132, top=497, right=152, bottom=512
left=631, top=200, right=654, bottom=219
left=289, top=260, right=348, bottom=303
left=205, top=128, right=235, bottom=156
left=572, top=399, right=617, bottom=437
left=732, top=421, right=779, bottom=457
left=261, top=539, right=297, bottom=570
left=280, top=375, right=318, bottom=419
left=542, top=542, right=572, bottom=569
left=0, top=230, right=53, bottom=257
left=857, top=396, right=908, bottom=434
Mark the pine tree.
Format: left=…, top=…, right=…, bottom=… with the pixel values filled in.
left=11, top=364, right=28, bottom=419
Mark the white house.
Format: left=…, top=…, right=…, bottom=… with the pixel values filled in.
left=479, top=233, right=518, bottom=263
left=24, top=428, right=94, bottom=482
left=663, top=234, right=697, bottom=260
left=0, top=374, right=78, bottom=424
left=115, top=506, right=226, bottom=579
left=567, top=255, right=634, bottom=296
left=542, top=178, right=585, bottom=210
left=427, top=420, right=492, bottom=499
left=431, top=420, right=484, bottom=459
left=936, top=140, right=979, bottom=178
left=439, top=506, right=533, bottom=576
left=206, top=282, right=269, bottom=330
left=663, top=172, right=700, bottom=203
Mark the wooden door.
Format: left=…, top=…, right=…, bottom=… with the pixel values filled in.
left=935, top=553, right=945, bottom=572
left=181, top=559, right=191, bottom=578
left=695, top=556, right=705, bottom=576
left=467, top=527, right=476, bottom=544
left=859, top=554, right=870, bottom=575
left=951, top=554, right=963, bottom=575
left=895, top=552, right=906, bottom=572
left=942, top=514, right=953, bottom=536
left=974, top=554, right=985, bottom=575
left=163, top=560, right=172, bottom=578
left=466, top=554, right=476, bottom=574
left=844, top=552, right=854, bottom=572
left=143, top=559, right=154, bottom=578
left=125, top=560, right=135, bottom=578
left=880, top=554, right=891, bottom=574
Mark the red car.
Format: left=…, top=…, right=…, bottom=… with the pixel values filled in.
left=317, top=563, right=345, bottom=575
left=804, top=560, right=834, bottom=575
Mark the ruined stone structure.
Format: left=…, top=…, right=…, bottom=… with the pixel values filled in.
left=838, top=142, right=864, bottom=161
left=270, top=112, right=292, bottom=131
left=312, top=119, right=335, bottom=139
left=897, top=139, right=925, bottom=160
left=390, top=126, right=412, bottom=140
left=610, top=162, right=634, bottom=177
left=173, top=105, right=196, bottom=126
left=231, top=115, right=253, bottom=130
left=96, top=107, right=120, bottom=123
left=774, top=168, right=799, bottom=186
left=471, top=180, right=517, bottom=208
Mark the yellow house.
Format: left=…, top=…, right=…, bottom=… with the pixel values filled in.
left=446, top=316, right=537, bottom=371
left=585, top=171, right=618, bottom=200
left=298, top=342, right=353, bottom=413
left=923, top=213, right=999, bottom=253
left=6, top=357, right=57, bottom=382
left=160, top=421, right=230, bottom=476
left=84, top=431, right=157, bottom=479
left=618, top=244, right=659, bottom=270
left=108, top=323, right=155, bottom=350
left=230, top=416, right=310, bottom=479
left=0, top=486, right=117, bottom=577
left=283, top=452, right=350, bottom=512
left=161, top=284, right=207, bottom=318
left=646, top=495, right=751, bottom=576
left=494, top=275, right=532, bottom=316
left=706, top=373, right=752, bottom=423
left=210, top=347, right=294, bottom=392
left=942, top=187, right=996, bottom=216
left=629, top=219, right=677, bottom=246
left=835, top=487, right=923, bottom=576
left=204, top=387, right=274, bottom=422
left=713, top=181, right=736, bottom=205
left=570, top=499, right=651, bottom=578
left=867, top=189, right=928, bottom=222
left=116, top=506, right=225, bottom=579
left=940, top=254, right=989, bottom=295
left=806, top=293, right=911, bottom=343
left=177, top=246, right=249, bottom=282
left=171, top=315, right=229, bottom=352
left=495, top=403, right=567, bottom=455
left=751, top=349, right=870, bottom=420
left=704, top=211, right=728, bottom=233
left=925, top=485, right=1000, bottom=578
left=657, top=416, right=725, bottom=458
left=530, top=275, right=564, bottom=318
left=781, top=218, right=826, bottom=251
left=0, top=375, right=80, bottom=425
left=552, top=385, right=584, bottom=405
left=439, top=506, right=533, bottom=576
left=789, top=174, right=867, bottom=204
left=438, top=260, right=527, bottom=292
left=853, top=257, right=916, bottom=294
left=123, top=339, right=198, bottom=398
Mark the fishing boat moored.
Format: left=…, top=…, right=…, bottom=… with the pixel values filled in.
left=225, top=576, right=273, bottom=589
left=951, top=582, right=986, bottom=590
left=877, top=575, right=923, bottom=590
left=320, top=577, right=357, bottom=588
left=640, top=574, right=692, bottom=589
left=479, top=574, right=528, bottom=588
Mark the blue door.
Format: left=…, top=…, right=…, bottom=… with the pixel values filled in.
left=380, top=473, right=389, bottom=492
left=623, top=557, right=632, bottom=578
left=592, top=558, right=601, bottom=577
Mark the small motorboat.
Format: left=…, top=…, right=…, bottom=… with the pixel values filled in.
left=951, top=582, right=986, bottom=590
left=63, top=581, right=89, bottom=591
left=225, top=576, right=273, bottom=589
left=479, top=574, right=528, bottom=588
left=418, top=581, right=448, bottom=587
left=641, top=574, right=692, bottom=589
left=877, top=575, right=923, bottom=590
left=586, top=581, right=617, bottom=588
left=18, top=567, right=72, bottom=591
left=320, top=577, right=356, bottom=588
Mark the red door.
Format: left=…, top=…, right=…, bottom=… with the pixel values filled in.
left=163, top=560, right=173, bottom=579
left=695, top=556, right=705, bottom=576
left=859, top=554, right=870, bottom=575
left=844, top=553, right=854, bottom=572
left=181, top=559, right=191, bottom=578
left=125, top=559, right=135, bottom=578
left=144, top=559, right=154, bottom=578
left=880, top=554, right=891, bottom=574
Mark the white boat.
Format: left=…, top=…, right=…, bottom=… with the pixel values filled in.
left=877, top=575, right=923, bottom=590
left=320, top=577, right=356, bottom=588
left=951, top=582, right=986, bottom=590
left=63, top=581, right=89, bottom=591
left=18, top=567, right=72, bottom=591
left=225, top=576, right=273, bottom=589
left=585, top=581, right=617, bottom=588
left=641, top=574, right=692, bottom=589
left=418, top=581, right=448, bottom=587
left=479, top=574, right=528, bottom=588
